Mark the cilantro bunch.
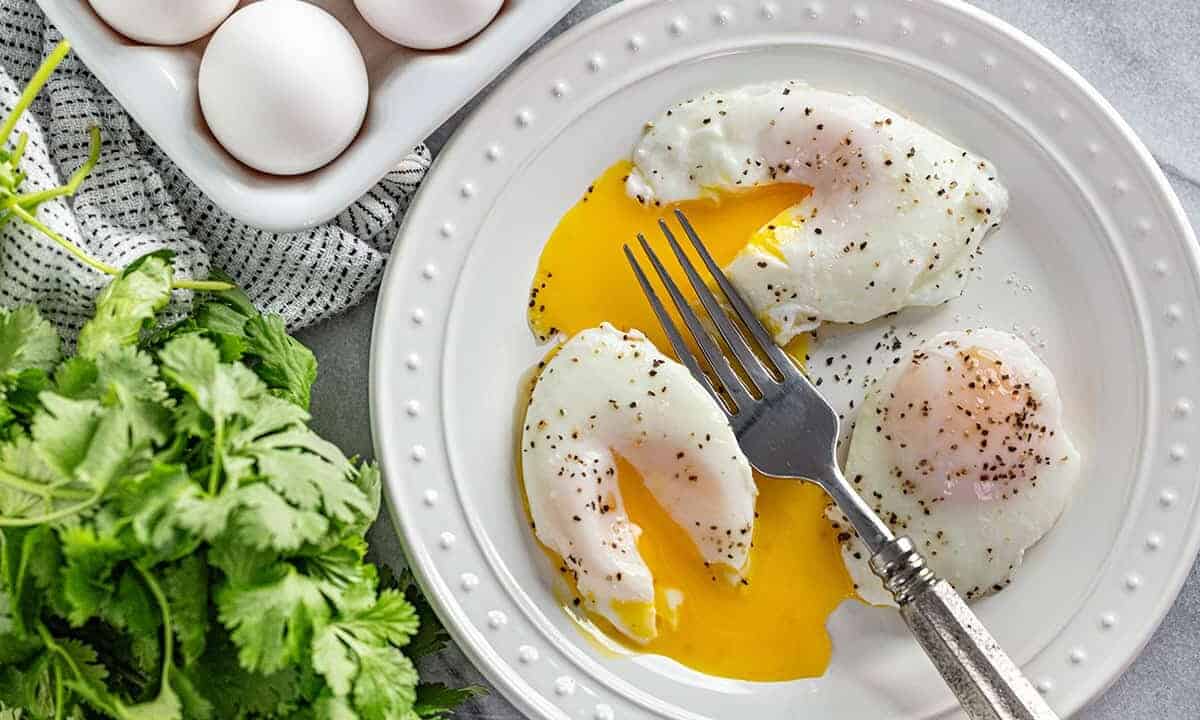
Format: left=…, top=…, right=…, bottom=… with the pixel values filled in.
left=0, top=38, right=478, bottom=720
left=0, top=256, right=476, bottom=719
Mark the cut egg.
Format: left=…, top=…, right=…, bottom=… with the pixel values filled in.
left=198, top=0, right=368, bottom=176
left=354, top=0, right=504, bottom=50
left=522, top=324, right=757, bottom=642
left=88, top=0, right=237, bottom=45
left=834, top=329, right=1080, bottom=604
left=627, top=82, right=1010, bottom=343
left=522, top=161, right=852, bottom=681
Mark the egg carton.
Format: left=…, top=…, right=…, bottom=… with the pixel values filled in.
left=36, top=0, right=578, bottom=232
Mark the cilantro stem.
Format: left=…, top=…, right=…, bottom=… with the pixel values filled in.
left=133, top=563, right=175, bottom=695
left=174, top=278, right=237, bottom=292
left=52, top=662, right=65, bottom=720
left=37, top=622, right=121, bottom=718
left=0, top=40, right=71, bottom=144
left=0, top=489, right=102, bottom=526
left=9, top=203, right=121, bottom=275
left=9, top=202, right=235, bottom=292
left=207, top=421, right=224, bottom=495
left=9, top=131, right=28, bottom=168
left=0, top=467, right=91, bottom=501
left=3, top=126, right=101, bottom=210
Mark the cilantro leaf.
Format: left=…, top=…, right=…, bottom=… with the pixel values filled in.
left=0, top=306, right=60, bottom=375
left=56, top=639, right=110, bottom=691
left=389, top=573, right=452, bottom=661
left=338, top=589, right=419, bottom=648
left=122, top=683, right=181, bottom=720
left=216, top=565, right=330, bottom=675
left=30, top=394, right=146, bottom=499
left=160, top=556, right=209, bottom=667
left=92, top=347, right=172, bottom=446
left=352, top=643, right=418, bottom=720
left=414, top=683, right=487, bottom=719
left=186, top=631, right=308, bottom=719
left=168, top=667, right=213, bottom=720
left=29, top=394, right=101, bottom=482
left=159, top=335, right=259, bottom=427
left=234, top=426, right=370, bottom=528
left=0, top=654, right=55, bottom=718
left=229, top=483, right=330, bottom=553
left=312, top=582, right=422, bottom=719
left=76, top=254, right=173, bottom=359
left=0, top=441, right=57, bottom=519
left=112, top=464, right=203, bottom=556
left=302, top=539, right=377, bottom=612
left=1, top=526, right=60, bottom=638
left=171, top=488, right=239, bottom=546
left=103, top=570, right=163, bottom=675
left=53, top=357, right=99, bottom=399
left=243, top=315, right=317, bottom=410
left=313, top=694, right=358, bottom=720
left=58, top=526, right=134, bottom=626
left=0, top=369, right=51, bottom=441
left=311, top=626, right=356, bottom=697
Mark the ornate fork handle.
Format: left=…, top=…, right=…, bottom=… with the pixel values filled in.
left=870, top=538, right=1058, bottom=720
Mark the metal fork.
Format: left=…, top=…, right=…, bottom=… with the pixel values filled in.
left=623, top=210, right=1057, bottom=720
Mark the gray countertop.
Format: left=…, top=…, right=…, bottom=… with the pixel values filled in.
left=296, top=1, right=1200, bottom=717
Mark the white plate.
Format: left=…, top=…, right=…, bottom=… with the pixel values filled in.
left=34, top=0, right=577, bottom=232
left=371, top=1, right=1200, bottom=717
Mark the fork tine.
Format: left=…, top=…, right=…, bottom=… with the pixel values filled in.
left=674, top=209, right=801, bottom=380
left=622, top=244, right=726, bottom=411
left=633, top=234, right=754, bottom=412
left=657, top=219, right=775, bottom=391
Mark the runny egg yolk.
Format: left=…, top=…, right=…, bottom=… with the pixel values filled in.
left=526, top=161, right=854, bottom=681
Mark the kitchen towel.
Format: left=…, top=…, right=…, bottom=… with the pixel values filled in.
left=0, top=0, right=430, bottom=336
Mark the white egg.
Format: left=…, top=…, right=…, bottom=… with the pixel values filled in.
left=627, top=82, right=1010, bottom=344
left=198, top=0, right=368, bottom=176
left=88, top=0, right=237, bottom=45
left=832, top=329, right=1080, bottom=604
left=522, top=324, right=756, bottom=642
left=354, top=0, right=504, bottom=50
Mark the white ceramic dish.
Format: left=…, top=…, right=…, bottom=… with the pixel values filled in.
left=34, top=0, right=578, bottom=232
left=371, top=1, right=1200, bottom=718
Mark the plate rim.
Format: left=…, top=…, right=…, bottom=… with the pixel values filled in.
left=370, top=1, right=1200, bottom=718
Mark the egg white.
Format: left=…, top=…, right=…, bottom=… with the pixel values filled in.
left=627, top=82, right=1010, bottom=344
left=521, top=324, right=756, bottom=641
left=832, top=329, right=1080, bottom=605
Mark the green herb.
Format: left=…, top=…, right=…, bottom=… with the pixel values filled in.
left=0, top=39, right=480, bottom=720
left=0, top=249, right=480, bottom=720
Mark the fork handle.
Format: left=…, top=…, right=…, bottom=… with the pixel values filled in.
left=870, top=537, right=1059, bottom=720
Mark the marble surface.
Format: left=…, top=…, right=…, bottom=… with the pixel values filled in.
left=296, top=1, right=1200, bottom=717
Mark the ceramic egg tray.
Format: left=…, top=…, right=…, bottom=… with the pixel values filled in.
left=35, top=0, right=578, bottom=232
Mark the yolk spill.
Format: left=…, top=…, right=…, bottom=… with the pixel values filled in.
left=524, top=161, right=855, bottom=682
left=529, top=161, right=810, bottom=352
left=616, top=457, right=849, bottom=681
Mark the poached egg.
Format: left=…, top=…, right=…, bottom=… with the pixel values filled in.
left=833, top=329, right=1080, bottom=604
left=522, top=324, right=756, bottom=641
left=627, top=82, right=1010, bottom=343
